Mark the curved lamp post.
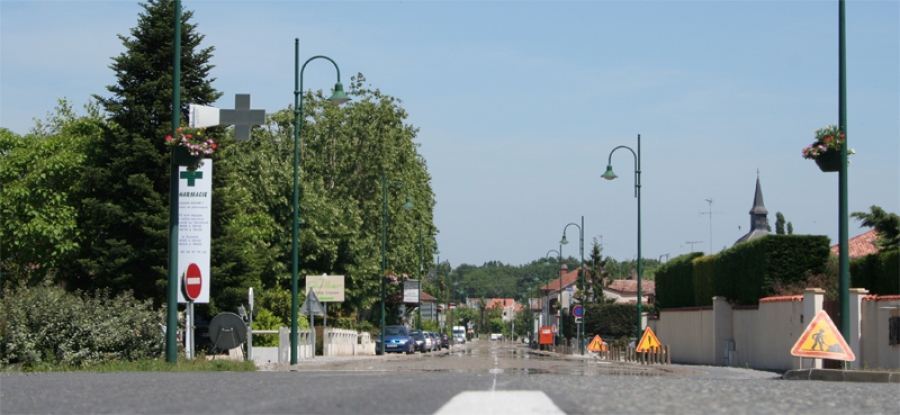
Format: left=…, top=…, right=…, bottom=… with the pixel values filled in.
left=418, top=233, right=439, bottom=330
left=601, top=134, right=643, bottom=341
left=291, top=40, right=351, bottom=365
left=561, top=217, right=585, bottom=355
left=380, top=172, right=414, bottom=355
left=543, top=248, right=561, bottom=347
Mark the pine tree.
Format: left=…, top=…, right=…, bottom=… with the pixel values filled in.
left=70, top=0, right=221, bottom=303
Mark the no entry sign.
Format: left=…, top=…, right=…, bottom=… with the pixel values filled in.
left=183, top=263, right=203, bottom=301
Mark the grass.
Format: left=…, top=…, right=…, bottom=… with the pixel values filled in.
left=3, top=355, right=257, bottom=373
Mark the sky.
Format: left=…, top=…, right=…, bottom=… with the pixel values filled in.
left=2, top=1, right=898, bottom=269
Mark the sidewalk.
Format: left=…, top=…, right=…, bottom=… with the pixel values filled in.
left=783, top=368, right=900, bottom=383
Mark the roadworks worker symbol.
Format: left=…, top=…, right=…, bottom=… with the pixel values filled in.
left=587, top=335, right=607, bottom=352
left=635, top=326, right=661, bottom=352
left=791, top=310, right=855, bottom=361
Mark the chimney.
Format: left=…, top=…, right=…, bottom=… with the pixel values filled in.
left=559, top=263, right=568, bottom=278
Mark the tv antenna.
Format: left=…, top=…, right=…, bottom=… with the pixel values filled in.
left=700, top=198, right=724, bottom=254
left=684, top=241, right=704, bottom=252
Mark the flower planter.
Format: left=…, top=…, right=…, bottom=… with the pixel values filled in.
left=814, top=150, right=842, bottom=173
left=173, top=146, right=204, bottom=170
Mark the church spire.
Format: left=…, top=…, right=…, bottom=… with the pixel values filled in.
left=735, top=172, right=770, bottom=245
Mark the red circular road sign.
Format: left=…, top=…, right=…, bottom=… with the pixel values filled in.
left=184, top=263, right=202, bottom=301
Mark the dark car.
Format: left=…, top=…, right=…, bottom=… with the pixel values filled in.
left=375, top=325, right=415, bottom=354
left=411, top=330, right=427, bottom=353
left=440, top=333, right=450, bottom=349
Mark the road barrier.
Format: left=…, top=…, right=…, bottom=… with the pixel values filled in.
left=594, top=345, right=670, bottom=365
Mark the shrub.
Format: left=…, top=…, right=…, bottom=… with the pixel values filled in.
left=692, top=255, right=716, bottom=307
left=851, top=249, right=900, bottom=295
left=716, top=235, right=829, bottom=305
left=1, top=281, right=164, bottom=368
left=655, top=252, right=703, bottom=308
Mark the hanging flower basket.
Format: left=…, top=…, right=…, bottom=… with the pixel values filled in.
left=813, top=149, right=842, bottom=172
left=166, top=127, right=217, bottom=170
left=802, top=125, right=853, bottom=173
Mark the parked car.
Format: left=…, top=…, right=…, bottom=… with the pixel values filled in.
left=411, top=330, right=427, bottom=353
left=422, top=331, right=435, bottom=352
left=430, top=332, right=442, bottom=350
left=440, top=333, right=450, bottom=349
left=375, top=325, right=415, bottom=354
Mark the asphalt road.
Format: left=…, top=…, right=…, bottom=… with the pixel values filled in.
left=2, top=340, right=898, bottom=414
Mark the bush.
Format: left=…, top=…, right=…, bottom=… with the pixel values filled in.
left=1, top=281, right=164, bottom=368
left=692, top=255, right=716, bottom=307
left=716, top=235, right=829, bottom=305
left=851, top=249, right=900, bottom=295
left=582, top=303, right=649, bottom=340
left=655, top=252, right=702, bottom=308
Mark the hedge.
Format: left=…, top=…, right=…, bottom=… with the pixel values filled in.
left=655, top=252, right=703, bottom=309
left=692, top=255, right=716, bottom=307
left=851, top=249, right=900, bottom=295
left=578, top=303, right=656, bottom=341
left=715, top=235, right=830, bottom=305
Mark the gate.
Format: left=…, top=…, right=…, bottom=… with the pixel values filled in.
left=822, top=300, right=842, bottom=369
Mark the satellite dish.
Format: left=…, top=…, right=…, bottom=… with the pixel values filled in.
left=208, top=312, right=247, bottom=351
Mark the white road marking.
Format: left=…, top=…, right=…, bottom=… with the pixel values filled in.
left=434, top=391, right=565, bottom=415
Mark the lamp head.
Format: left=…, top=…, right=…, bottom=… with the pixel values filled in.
left=402, top=198, right=415, bottom=210
left=601, top=165, right=618, bottom=180
left=433, top=246, right=441, bottom=255
left=560, top=233, right=569, bottom=245
left=543, top=259, right=550, bottom=266
left=328, top=82, right=351, bottom=105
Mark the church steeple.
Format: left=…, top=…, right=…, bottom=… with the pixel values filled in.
left=735, top=172, right=770, bottom=245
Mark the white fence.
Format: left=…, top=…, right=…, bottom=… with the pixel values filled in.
left=649, top=288, right=900, bottom=371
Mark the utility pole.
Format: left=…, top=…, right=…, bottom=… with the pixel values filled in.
left=685, top=241, right=703, bottom=252
left=699, top=198, right=724, bottom=254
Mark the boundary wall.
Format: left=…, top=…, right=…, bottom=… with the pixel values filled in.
left=653, top=288, right=900, bottom=371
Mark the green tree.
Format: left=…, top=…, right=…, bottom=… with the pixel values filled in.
left=584, top=238, right=609, bottom=303
left=0, top=100, right=103, bottom=286
left=68, top=0, right=222, bottom=305
left=851, top=206, right=900, bottom=251
left=775, top=212, right=786, bottom=235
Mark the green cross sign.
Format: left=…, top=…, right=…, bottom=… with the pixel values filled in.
left=180, top=170, right=203, bottom=187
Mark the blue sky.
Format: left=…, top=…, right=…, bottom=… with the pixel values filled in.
left=2, top=1, right=898, bottom=268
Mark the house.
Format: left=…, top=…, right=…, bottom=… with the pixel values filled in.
left=602, top=279, right=656, bottom=305
left=830, top=229, right=880, bottom=259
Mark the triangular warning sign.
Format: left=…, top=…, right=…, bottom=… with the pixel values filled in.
left=587, top=335, right=605, bottom=352
left=791, top=310, right=855, bottom=361
left=635, top=326, right=661, bottom=352
left=301, top=288, right=325, bottom=316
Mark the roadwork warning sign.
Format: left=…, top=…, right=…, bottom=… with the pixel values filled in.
left=587, top=335, right=606, bottom=352
left=791, top=310, right=855, bottom=361
left=635, top=326, right=661, bottom=352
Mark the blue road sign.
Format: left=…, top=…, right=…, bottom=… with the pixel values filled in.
left=572, top=305, right=584, bottom=318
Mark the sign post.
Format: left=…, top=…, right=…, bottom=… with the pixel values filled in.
left=176, top=160, right=212, bottom=360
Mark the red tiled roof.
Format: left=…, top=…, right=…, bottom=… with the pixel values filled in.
left=760, top=295, right=803, bottom=303
left=830, top=229, right=880, bottom=259
left=605, top=279, right=656, bottom=295
left=541, top=268, right=580, bottom=293
left=486, top=298, right=516, bottom=309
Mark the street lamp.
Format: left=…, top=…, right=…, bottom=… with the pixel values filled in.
left=602, top=134, right=643, bottom=341
left=291, top=40, right=351, bottom=365
left=561, top=217, right=585, bottom=355
left=380, top=171, right=414, bottom=355
left=543, top=248, right=561, bottom=347
left=418, top=233, right=439, bottom=330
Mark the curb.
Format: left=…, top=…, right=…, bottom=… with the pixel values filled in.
left=783, top=368, right=899, bottom=383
